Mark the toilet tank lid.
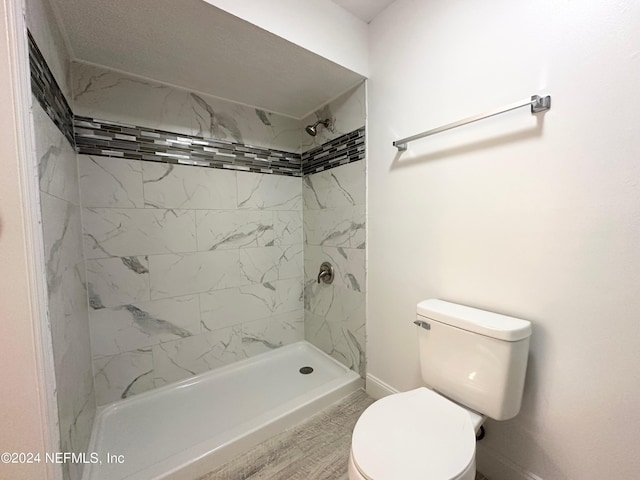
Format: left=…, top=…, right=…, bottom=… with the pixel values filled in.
left=417, top=299, right=532, bottom=341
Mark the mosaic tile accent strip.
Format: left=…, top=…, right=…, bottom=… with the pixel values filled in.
left=28, top=28, right=365, bottom=177
left=28, top=31, right=75, bottom=147
left=301, top=127, right=365, bottom=175
left=74, top=116, right=303, bottom=176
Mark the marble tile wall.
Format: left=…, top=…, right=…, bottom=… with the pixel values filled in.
left=303, top=160, right=366, bottom=377
left=301, top=83, right=367, bottom=377
left=27, top=0, right=96, bottom=476
left=71, top=62, right=303, bottom=154
left=24, top=33, right=366, bottom=406
left=300, top=83, right=366, bottom=152
left=78, top=156, right=304, bottom=405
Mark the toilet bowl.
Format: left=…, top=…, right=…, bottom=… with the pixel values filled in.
left=348, top=388, right=480, bottom=480
left=348, top=300, right=532, bottom=480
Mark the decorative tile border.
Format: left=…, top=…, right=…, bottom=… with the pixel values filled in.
left=75, top=116, right=303, bottom=176
left=28, top=29, right=365, bottom=177
left=28, top=31, right=75, bottom=146
left=301, top=128, right=365, bottom=175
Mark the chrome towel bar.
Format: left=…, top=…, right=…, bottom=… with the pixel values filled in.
left=393, top=94, right=551, bottom=151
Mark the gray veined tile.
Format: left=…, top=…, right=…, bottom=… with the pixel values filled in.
left=152, top=327, right=245, bottom=387
left=239, top=245, right=303, bottom=284
left=237, top=171, right=302, bottom=210
left=303, top=160, right=365, bottom=210
left=34, top=102, right=79, bottom=204
left=93, top=351, right=154, bottom=405
left=85, top=256, right=150, bottom=308
left=143, top=162, right=237, bottom=209
left=240, top=311, right=304, bottom=358
left=196, top=210, right=275, bottom=250
left=190, top=93, right=243, bottom=143
left=40, top=193, right=84, bottom=296
left=273, top=211, right=303, bottom=246
left=300, top=83, right=365, bottom=151
left=303, top=205, right=365, bottom=249
left=305, top=308, right=366, bottom=377
left=149, top=250, right=243, bottom=299
left=89, top=295, right=200, bottom=357
left=199, top=277, right=303, bottom=332
left=82, top=208, right=197, bottom=259
left=78, top=155, right=143, bottom=208
left=304, top=283, right=366, bottom=376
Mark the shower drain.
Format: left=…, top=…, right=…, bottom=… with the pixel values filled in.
left=299, top=366, right=314, bottom=374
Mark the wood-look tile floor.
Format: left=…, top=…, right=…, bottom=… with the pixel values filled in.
left=198, top=389, right=489, bottom=480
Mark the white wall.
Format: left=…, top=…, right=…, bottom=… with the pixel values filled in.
left=205, top=0, right=369, bottom=78
left=367, top=1, right=640, bottom=479
left=0, top=0, right=55, bottom=478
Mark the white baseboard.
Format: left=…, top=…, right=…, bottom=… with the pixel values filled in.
left=477, top=444, right=544, bottom=480
left=365, top=374, right=399, bottom=399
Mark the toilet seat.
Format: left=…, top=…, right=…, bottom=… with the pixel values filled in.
left=351, top=387, right=476, bottom=480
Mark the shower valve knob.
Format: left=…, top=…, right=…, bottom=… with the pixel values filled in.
left=317, top=262, right=334, bottom=285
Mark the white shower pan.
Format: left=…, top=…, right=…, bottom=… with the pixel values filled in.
left=82, top=341, right=361, bottom=480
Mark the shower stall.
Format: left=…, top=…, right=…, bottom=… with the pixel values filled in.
left=26, top=0, right=367, bottom=478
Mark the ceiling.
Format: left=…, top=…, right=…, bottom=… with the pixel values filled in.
left=331, top=0, right=396, bottom=23
left=49, top=0, right=365, bottom=119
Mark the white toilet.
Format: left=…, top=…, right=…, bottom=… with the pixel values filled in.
left=349, top=299, right=532, bottom=480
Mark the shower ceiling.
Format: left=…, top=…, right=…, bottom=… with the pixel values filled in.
left=48, top=0, right=364, bottom=118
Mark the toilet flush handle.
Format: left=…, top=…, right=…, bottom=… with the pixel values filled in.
left=413, top=319, right=431, bottom=330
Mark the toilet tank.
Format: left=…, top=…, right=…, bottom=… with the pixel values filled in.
left=416, top=299, right=532, bottom=421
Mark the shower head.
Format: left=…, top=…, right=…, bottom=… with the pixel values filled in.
left=305, top=119, right=331, bottom=136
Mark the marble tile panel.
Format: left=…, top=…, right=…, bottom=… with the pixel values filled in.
left=82, top=208, right=196, bottom=259
left=86, top=256, right=150, bottom=309
left=65, top=389, right=96, bottom=480
left=152, top=327, right=245, bottom=387
left=78, top=155, right=143, bottom=208
left=240, top=311, right=304, bottom=358
left=273, top=211, right=303, bottom=246
left=40, top=193, right=84, bottom=297
left=34, top=101, right=79, bottom=204
left=303, top=205, right=365, bottom=248
left=304, top=314, right=365, bottom=377
left=89, top=295, right=200, bottom=357
left=300, top=83, right=365, bottom=151
left=149, top=250, right=242, bottom=299
left=304, top=246, right=365, bottom=293
left=143, top=162, right=237, bottom=209
left=237, top=171, right=302, bottom=210
left=48, top=261, right=88, bottom=370
left=303, top=160, right=365, bottom=210
left=200, top=277, right=303, bottom=332
left=239, top=245, right=303, bottom=284
left=41, top=193, right=87, bottom=365
left=196, top=210, right=275, bottom=251
left=54, top=340, right=95, bottom=480
left=94, top=350, right=154, bottom=405
left=71, top=62, right=302, bottom=153
left=49, top=281, right=94, bottom=417
left=304, top=283, right=366, bottom=376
